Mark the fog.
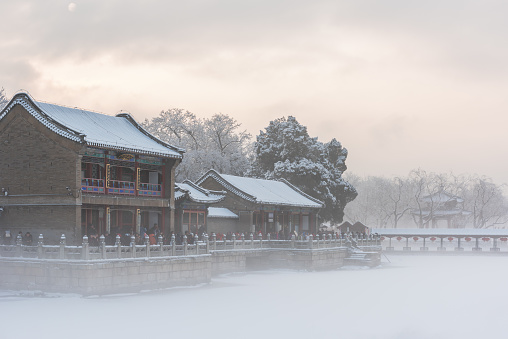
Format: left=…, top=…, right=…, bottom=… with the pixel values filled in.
left=1, top=255, right=506, bottom=339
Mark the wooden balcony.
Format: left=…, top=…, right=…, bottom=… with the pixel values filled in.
left=138, top=183, right=162, bottom=197
left=107, top=180, right=136, bottom=195
left=81, top=178, right=162, bottom=197
left=81, top=178, right=105, bottom=194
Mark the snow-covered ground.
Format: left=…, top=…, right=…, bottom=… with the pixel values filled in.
left=2, top=255, right=508, bottom=339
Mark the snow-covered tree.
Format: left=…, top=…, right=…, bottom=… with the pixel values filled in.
left=343, top=175, right=411, bottom=228
left=0, top=87, right=8, bottom=110
left=344, top=169, right=508, bottom=229
left=252, top=116, right=357, bottom=223
left=465, top=177, right=508, bottom=228
left=142, top=109, right=252, bottom=181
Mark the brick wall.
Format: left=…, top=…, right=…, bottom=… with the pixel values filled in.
left=0, top=105, right=81, bottom=243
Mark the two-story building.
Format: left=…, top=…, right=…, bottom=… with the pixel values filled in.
left=0, top=92, right=184, bottom=244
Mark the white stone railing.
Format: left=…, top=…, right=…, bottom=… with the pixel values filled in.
left=0, top=233, right=381, bottom=260
left=374, top=229, right=508, bottom=252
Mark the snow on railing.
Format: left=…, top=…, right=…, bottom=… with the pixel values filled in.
left=376, top=229, right=508, bottom=252
left=0, top=233, right=380, bottom=261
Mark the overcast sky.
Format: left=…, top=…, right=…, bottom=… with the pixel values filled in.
left=2, top=1, right=507, bottom=184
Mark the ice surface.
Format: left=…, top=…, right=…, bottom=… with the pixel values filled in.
left=1, top=255, right=507, bottom=339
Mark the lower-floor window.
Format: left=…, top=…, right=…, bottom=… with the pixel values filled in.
left=182, top=210, right=206, bottom=233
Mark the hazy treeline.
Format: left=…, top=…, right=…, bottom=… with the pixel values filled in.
left=343, top=169, right=508, bottom=229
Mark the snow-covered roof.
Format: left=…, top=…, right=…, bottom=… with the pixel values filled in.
left=207, top=207, right=239, bottom=219
left=411, top=209, right=471, bottom=217
left=372, top=228, right=508, bottom=237
left=0, top=92, right=184, bottom=159
left=175, top=180, right=225, bottom=204
left=196, top=169, right=323, bottom=208
left=421, top=192, right=464, bottom=203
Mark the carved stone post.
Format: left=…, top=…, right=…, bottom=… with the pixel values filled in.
left=145, top=235, right=150, bottom=257
left=158, top=235, right=164, bottom=254
left=205, top=233, right=210, bottom=253
left=171, top=234, right=176, bottom=256
left=183, top=235, right=188, bottom=255
left=99, top=234, right=106, bottom=259
left=212, top=233, right=217, bottom=251
left=116, top=235, right=122, bottom=259
left=60, top=234, right=67, bottom=259
left=15, top=234, right=22, bottom=257
left=131, top=235, right=136, bottom=258
left=82, top=235, right=90, bottom=260
left=37, top=234, right=44, bottom=259
left=308, top=234, right=313, bottom=249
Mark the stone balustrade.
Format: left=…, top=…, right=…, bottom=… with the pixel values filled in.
left=0, top=232, right=381, bottom=260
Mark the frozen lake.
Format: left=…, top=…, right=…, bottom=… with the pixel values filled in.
left=1, top=254, right=507, bottom=339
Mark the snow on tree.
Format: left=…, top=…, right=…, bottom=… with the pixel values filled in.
left=344, top=169, right=508, bottom=229
left=142, top=109, right=252, bottom=181
left=343, top=174, right=412, bottom=228
left=252, top=116, right=357, bottom=223
left=465, top=176, right=508, bottom=228
left=0, top=87, right=8, bottom=111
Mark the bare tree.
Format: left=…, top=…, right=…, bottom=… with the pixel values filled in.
left=468, top=177, right=508, bottom=228
left=142, top=109, right=252, bottom=181
left=387, top=177, right=412, bottom=228
left=205, top=113, right=251, bottom=156
left=346, top=169, right=508, bottom=229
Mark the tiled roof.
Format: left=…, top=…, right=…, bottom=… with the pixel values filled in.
left=0, top=92, right=184, bottom=158
left=196, top=169, right=323, bottom=208
left=207, top=207, right=239, bottom=219
left=175, top=180, right=225, bottom=204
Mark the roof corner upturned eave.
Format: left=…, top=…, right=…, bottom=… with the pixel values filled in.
left=279, top=178, right=324, bottom=208
left=115, top=112, right=185, bottom=158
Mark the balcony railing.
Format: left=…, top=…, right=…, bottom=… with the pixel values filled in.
left=81, top=179, right=161, bottom=197
left=108, top=180, right=136, bottom=195
left=138, top=183, right=162, bottom=197
left=81, top=178, right=105, bottom=194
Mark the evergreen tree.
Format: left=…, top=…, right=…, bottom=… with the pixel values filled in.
left=252, top=116, right=357, bottom=223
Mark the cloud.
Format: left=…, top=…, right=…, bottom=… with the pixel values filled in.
left=2, top=0, right=508, bottom=183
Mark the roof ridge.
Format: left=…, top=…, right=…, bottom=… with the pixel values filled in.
left=196, top=169, right=257, bottom=202
left=1, top=92, right=184, bottom=159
